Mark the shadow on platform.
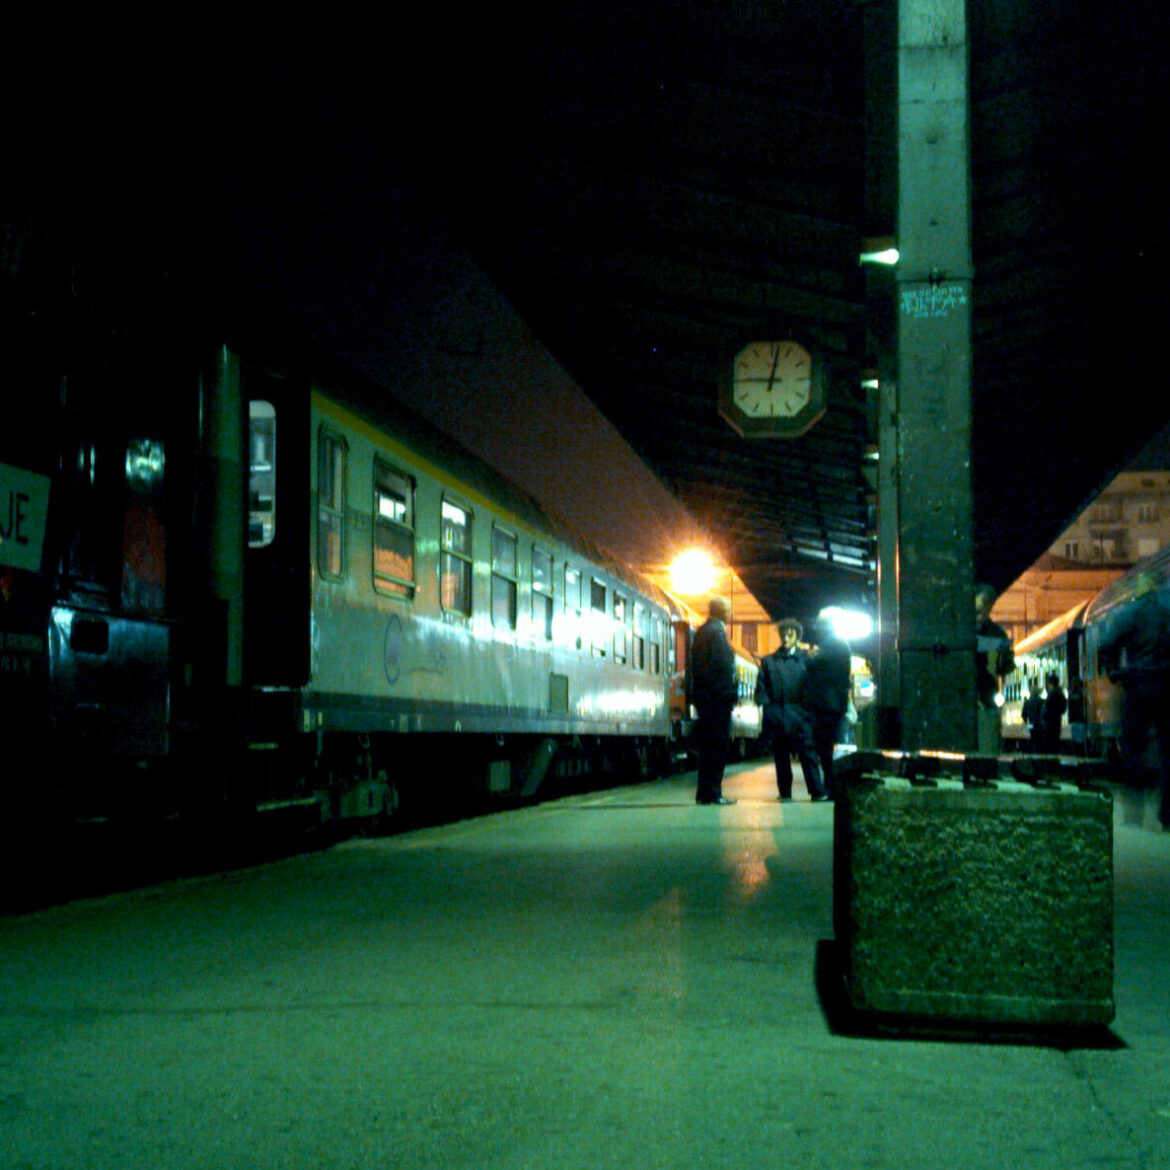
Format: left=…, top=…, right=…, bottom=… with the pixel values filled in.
left=814, top=939, right=1125, bottom=1051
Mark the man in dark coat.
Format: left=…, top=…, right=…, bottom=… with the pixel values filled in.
left=806, top=613, right=853, bottom=798
left=754, top=618, right=829, bottom=801
left=1099, top=571, right=1170, bottom=829
left=1022, top=680, right=1045, bottom=753
left=690, top=596, right=739, bottom=805
left=1042, top=672, right=1067, bottom=754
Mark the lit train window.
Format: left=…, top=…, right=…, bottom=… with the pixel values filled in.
left=565, top=565, right=581, bottom=612
left=440, top=499, right=472, bottom=616
left=613, top=592, right=628, bottom=663
left=591, top=578, right=607, bottom=657
left=491, top=526, right=518, bottom=629
left=373, top=461, right=415, bottom=598
left=532, top=547, right=554, bottom=640
left=317, top=428, right=347, bottom=580
left=632, top=604, right=646, bottom=670
left=565, top=565, right=583, bottom=651
left=249, top=401, right=276, bottom=548
left=650, top=617, right=662, bottom=674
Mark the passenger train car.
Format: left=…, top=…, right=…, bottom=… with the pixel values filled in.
left=1079, top=546, right=1170, bottom=765
left=1000, top=546, right=1170, bottom=764
left=2, top=332, right=760, bottom=840
left=248, top=360, right=686, bottom=822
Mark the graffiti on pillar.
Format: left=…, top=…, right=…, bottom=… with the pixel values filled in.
left=900, top=284, right=969, bottom=320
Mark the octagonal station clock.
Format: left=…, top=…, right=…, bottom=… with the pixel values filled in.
left=719, top=339, right=826, bottom=438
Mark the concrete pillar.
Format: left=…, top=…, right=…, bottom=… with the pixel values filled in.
left=862, top=0, right=901, bottom=747
left=875, top=368, right=901, bottom=744
left=895, top=0, right=978, bottom=751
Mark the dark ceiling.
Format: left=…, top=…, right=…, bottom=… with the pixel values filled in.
left=7, top=2, right=1170, bottom=620
left=384, top=0, right=1170, bottom=619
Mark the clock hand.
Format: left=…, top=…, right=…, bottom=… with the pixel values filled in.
left=767, top=342, right=782, bottom=389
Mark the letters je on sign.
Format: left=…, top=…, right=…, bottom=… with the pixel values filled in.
left=1, top=491, right=30, bottom=544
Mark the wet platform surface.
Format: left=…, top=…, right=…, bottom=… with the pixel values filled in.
left=2, top=763, right=1169, bottom=1169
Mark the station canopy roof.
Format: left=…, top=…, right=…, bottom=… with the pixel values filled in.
left=7, top=1, right=1170, bottom=623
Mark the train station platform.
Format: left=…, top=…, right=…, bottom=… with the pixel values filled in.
left=2, top=762, right=1169, bottom=1170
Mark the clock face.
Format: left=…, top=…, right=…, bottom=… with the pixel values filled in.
left=719, top=339, right=826, bottom=438
left=733, top=340, right=812, bottom=418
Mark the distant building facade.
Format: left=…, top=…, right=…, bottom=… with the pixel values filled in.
left=1055, top=471, right=1170, bottom=567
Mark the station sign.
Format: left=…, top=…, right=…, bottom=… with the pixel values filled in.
left=0, top=461, right=51, bottom=573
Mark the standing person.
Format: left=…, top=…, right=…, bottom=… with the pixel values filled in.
left=755, top=618, right=829, bottom=802
left=1099, top=571, right=1170, bottom=830
left=805, top=611, right=852, bottom=799
left=974, top=583, right=1015, bottom=755
left=690, top=596, right=739, bottom=806
left=1022, top=679, right=1045, bottom=753
left=1042, top=672, right=1067, bottom=754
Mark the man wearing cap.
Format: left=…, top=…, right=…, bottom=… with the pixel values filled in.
left=690, top=596, right=739, bottom=806
left=755, top=618, right=829, bottom=801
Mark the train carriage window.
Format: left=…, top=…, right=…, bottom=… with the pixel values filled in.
left=373, top=461, right=415, bottom=598
left=613, top=592, right=628, bottom=663
left=565, top=566, right=581, bottom=611
left=565, top=565, right=583, bottom=650
left=317, top=428, right=347, bottom=580
left=248, top=401, right=276, bottom=548
left=532, top=547, right=554, bottom=640
left=591, top=578, right=607, bottom=657
left=650, top=617, right=663, bottom=674
left=632, top=604, right=646, bottom=670
left=491, top=526, right=518, bottom=629
left=440, top=499, right=473, bottom=617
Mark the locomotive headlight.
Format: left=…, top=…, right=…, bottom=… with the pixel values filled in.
left=125, top=438, right=165, bottom=488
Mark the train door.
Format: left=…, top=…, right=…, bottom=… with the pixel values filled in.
left=671, top=618, right=693, bottom=733
left=244, top=372, right=311, bottom=689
